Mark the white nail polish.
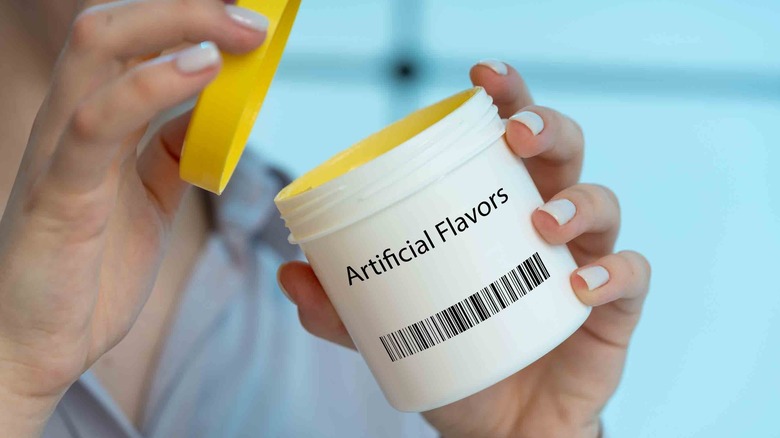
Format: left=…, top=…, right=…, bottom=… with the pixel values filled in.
left=175, top=41, right=221, bottom=74
left=577, top=266, right=610, bottom=291
left=510, top=111, right=544, bottom=136
left=539, top=199, right=576, bottom=226
left=477, top=59, right=508, bottom=75
left=226, top=5, right=270, bottom=32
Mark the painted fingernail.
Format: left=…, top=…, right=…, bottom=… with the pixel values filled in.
left=510, top=111, right=545, bottom=136
left=538, top=199, right=576, bottom=226
left=577, top=266, right=610, bottom=291
left=175, top=41, right=221, bottom=74
left=477, top=59, right=508, bottom=75
left=226, top=5, right=270, bottom=32
left=277, top=269, right=294, bottom=303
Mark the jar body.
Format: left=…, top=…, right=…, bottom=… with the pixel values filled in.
left=299, top=134, right=591, bottom=412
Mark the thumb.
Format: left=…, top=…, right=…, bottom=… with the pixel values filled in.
left=137, top=111, right=192, bottom=220
left=278, top=261, right=357, bottom=350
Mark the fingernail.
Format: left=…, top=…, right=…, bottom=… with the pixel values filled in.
left=510, top=111, right=545, bottom=136
left=577, top=266, right=610, bottom=291
left=226, top=5, right=270, bottom=32
left=477, top=59, right=508, bottom=75
left=175, top=41, right=221, bottom=74
left=277, top=268, right=294, bottom=303
left=539, top=199, right=576, bottom=226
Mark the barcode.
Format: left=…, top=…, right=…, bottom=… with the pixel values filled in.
left=379, top=252, right=550, bottom=362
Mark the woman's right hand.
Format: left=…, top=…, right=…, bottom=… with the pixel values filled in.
left=0, top=1, right=268, bottom=435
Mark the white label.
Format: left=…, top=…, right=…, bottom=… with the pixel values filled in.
left=300, top=138, right=590, bottom=411
left=345, top=187, right=510, bottom=287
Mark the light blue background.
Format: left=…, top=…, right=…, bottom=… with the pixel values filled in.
left=248, top=1, right=780, bottom=436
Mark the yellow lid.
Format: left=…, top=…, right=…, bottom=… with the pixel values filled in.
left=180, top=0, right=301, bottom=194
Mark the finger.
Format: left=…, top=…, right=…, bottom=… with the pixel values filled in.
left=506, top=105, right=585, bottom=200
left=570, top=251, right=652, bottom=350
left=556, top=250, right=650, bottom=397
left=52, top=0, right=265, bottom=125
left=278, top=262, right=356, bottom=350
left=532, top=184, right=620, bottom=264
left=470, top=62, right=585, bottom=199
left=68, top=0, right=268, bottom=61
left=469, top=60, right=533, bottom=118
left=571, top=251, right=651, bottom=312
left=47, top=42, right=221, bottom=193
left=28, top=0, right=268, bottom=176
left=137, top=111, right=193, bottom=220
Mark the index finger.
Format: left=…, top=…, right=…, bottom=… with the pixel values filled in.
left=470, top=61, right=585, bottom=200
left=470, top=60, right=534, bottom=117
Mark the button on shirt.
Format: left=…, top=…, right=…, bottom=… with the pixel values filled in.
left=43, top=151, right=437, bottom=438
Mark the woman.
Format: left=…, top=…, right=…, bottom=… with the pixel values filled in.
left=0, top=1, right=651, bottom=437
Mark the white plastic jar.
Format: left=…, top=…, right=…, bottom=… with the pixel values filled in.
left=274, top=87, right=590, bottom=412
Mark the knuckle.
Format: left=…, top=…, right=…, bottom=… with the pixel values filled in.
left=619, top=250, right=652, bottom=279
left=70, top=10, right=103, bottom=51
left=569, top=184, right=600, bottom=210
left=594, top=184, right=620, bottom=210
left=530, top=105, right=585, bottom=154
left=557, top=109, right=584, bottom=140
left=128, top=71, right=159, bottom=104
left=574, top=184, right=620, bottom=216
left=69, top=103, right=101, bottom=142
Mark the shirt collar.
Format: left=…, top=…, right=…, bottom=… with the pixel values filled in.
left=207, top=149, right=299, bottom=265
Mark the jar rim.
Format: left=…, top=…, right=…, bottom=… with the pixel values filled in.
left=275, top=86, right=504, bottom=244
left=276, top=87, right=482, bottom=202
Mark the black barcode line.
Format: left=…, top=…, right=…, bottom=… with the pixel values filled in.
left=380, top=252, right=551, bottom=362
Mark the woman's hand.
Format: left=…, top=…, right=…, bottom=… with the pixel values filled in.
left=278, top=62, right=651, bottom=438
left=0, top=1, right=268, bottom=435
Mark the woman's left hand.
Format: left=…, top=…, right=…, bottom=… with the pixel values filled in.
left=278, top=61, right=651, bottom=438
